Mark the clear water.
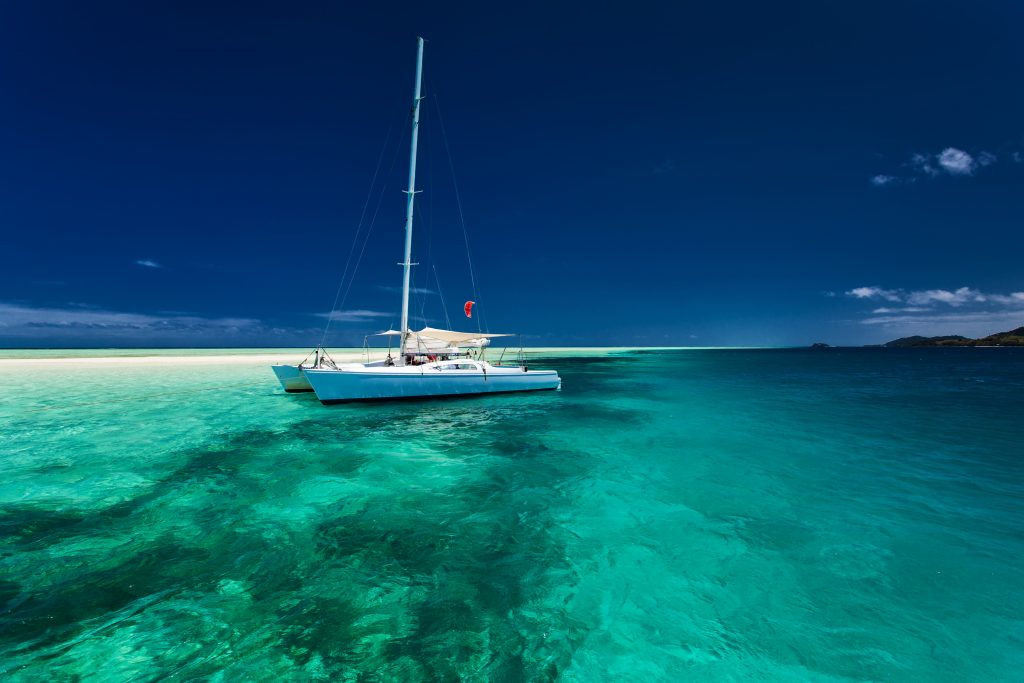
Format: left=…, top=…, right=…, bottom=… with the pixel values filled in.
left=1, top=348, right=1021, bottom=681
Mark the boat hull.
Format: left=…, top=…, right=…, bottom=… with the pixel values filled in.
left=304, top=365, right=560, bottom=403
left=272, top=364, right=313, bottom=392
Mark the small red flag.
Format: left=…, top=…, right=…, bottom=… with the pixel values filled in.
left=464, top=301, right=475, bottom=318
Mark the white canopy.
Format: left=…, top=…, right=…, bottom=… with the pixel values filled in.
left=417, top=327, right=513, bottom=343
left=375, top=327, right=513, bottom=343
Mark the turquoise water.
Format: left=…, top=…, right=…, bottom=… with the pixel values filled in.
left=1, top=349, right=1022, bottom=680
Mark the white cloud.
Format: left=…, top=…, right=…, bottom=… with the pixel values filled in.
left=977, top=151, right=997, bottom=167
left=873, top=147, right=1004, bottom=185
left=937, top=147, right=976, bottom=175
left=846, top=286, right=901, bottom=301
left=871, top=307, right=931, bottom=314
left=847, top=285, right=1008, bottom=307
left=862, top=310, right=1024, bottom=328
left=136, top=259, right=162, bottom=269
left=0, top=302, right=265, bottom=344
left=989, top=292, right=1024, bottom=304
left=0, top=302, right=402, bottom=346
left=840, top=285, right=1024, bottom=338
left=910, top=153, right=939, bottom=177
left=906, top=287, right=986, bottom=306
left=315, top=309, right=392, bottom=323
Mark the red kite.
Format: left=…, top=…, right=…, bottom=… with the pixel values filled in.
left=464, top=301, right=475, bottom=318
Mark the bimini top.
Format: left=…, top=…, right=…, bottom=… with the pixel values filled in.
left=376, top=327, right=514, bottom=343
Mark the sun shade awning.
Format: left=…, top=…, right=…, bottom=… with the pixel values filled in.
left=374, top=327, right=513, bottom=342
left=416, top=327, right=513, bottom=343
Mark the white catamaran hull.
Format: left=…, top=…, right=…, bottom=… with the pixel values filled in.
left=272, top=364, right=312, bottom=392
left=304, top=363, right=560, bottom=403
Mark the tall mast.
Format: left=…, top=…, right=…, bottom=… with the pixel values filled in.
left=399, top=37, right=425, bottom=363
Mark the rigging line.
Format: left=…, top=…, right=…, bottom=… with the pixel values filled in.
left=415, top=200, right=430, bottom=326
left=417, top=104, right=433, bottom=327
left=433, top=265, right=453, bottom=329
left=413, top=201, right=444, bottom=330
left=333, top=111, right=412, bottom=333
left=414, top=122, right=438, bottom=330
left=320, top=120, right=396, bottom=347
left=432, top=92, right=483, bottom=334
left=425, top=102, right=438, bottom=327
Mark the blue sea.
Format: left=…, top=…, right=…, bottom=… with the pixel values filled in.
left=1, top=348, right=1022, bottom=681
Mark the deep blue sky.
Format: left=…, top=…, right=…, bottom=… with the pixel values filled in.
left=2, top=1, right=1022, bottom=347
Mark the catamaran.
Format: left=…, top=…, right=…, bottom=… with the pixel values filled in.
left=273, top=37, right=560, bottom=403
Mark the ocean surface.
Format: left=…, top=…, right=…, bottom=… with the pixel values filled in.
left=1, top=348, right=1022, bottom=681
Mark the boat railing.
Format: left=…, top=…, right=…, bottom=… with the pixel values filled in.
left=299, top=346, right=338, bottom=370
left=494, top=337, right=528, bottom=368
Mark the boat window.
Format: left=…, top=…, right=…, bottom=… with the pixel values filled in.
left=435, top=362, right=478, bottom=371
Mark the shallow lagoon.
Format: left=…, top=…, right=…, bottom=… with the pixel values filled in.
left=1, top=348, right=1022, bottom=680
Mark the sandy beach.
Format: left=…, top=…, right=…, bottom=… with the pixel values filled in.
left=0, top=347, right=665, bottom=368
left=0, top=352, right=355, bottom=367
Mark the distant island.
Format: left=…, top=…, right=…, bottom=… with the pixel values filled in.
left=883, top=326, right=1024, bottom=348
